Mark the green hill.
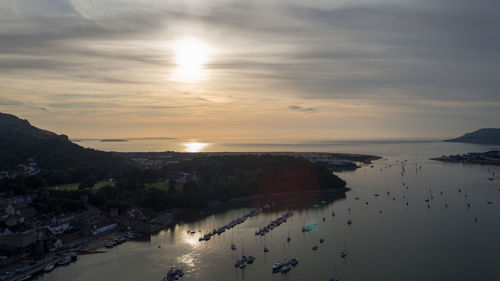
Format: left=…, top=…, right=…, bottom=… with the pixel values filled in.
left=445, top=128, right=500, bottom=144
left=0, top=112, right=123, bottom=171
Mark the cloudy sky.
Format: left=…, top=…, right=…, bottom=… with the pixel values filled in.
left=1, top=0, right=499, bottom=142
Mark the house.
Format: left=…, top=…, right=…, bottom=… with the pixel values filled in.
left=127, top=208, right=145, bottom=220
left=4, top=204, right=15, bottom=216
left=174, top=171, right=199, bottom=184
left=0, top=232, right=37, bottom=253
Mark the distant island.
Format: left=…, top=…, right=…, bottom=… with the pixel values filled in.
left=445, top=128, right=500, bottom=144
left=100, top=139, right=129, bottom=142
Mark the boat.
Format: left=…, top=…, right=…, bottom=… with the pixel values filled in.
left=280, top=264, right=291, bottom=273
left=43, top=264, right=55, bottom=272
left=239, top=262, right=246, bottom=269
left=330, top=278, right=340, bottom=281
left=289, top=258, right=298, bottom=266
left=234, top=260, right=241, bottom=267
left=70, top=252, right=78, bottom=261
left=58, top=256, right=71, bottom=266
left=17, top=275, right=32, bottom=281
left=347, top=219, right=352, bottom=225
left=247, top=256, right=255, bottom=264
left=264, top=247, right=269, bottom=252
left=312, top=245, right=318, bottom=251
left=105, top=242, right=116, bottom=248
left=231, top=244, right=236, bottom=250
left=272, top=262, right=282, bottom=272
left=320, top=238, right=324, bottom=243
left=340, top=250, right=348, bottom=258
left=163, top=267, right=184, bottom=281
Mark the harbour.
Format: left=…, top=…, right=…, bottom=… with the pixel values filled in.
left=32, top=141, right=500, bottom=281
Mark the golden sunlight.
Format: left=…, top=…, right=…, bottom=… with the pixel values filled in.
left=184, top=141, right=207, bottom=153
left=170, top=37, right=211, bottom=82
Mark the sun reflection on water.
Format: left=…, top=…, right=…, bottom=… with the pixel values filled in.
left=184, top=142, right=207, bottom=153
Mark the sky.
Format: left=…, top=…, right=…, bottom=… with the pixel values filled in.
left=0, top=0, right=499, bottom=142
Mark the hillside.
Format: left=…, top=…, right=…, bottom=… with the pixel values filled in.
left=445, top=128, right=500, bottom=144
left=0, top=112, right=123, bottom=171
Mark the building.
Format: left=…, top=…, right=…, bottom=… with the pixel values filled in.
left=0, top=232, right=37, bottom=254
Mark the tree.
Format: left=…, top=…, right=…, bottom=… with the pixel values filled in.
left=79, top=175, right=98, bottom=189
left=168, top=178, right=177, bottom=194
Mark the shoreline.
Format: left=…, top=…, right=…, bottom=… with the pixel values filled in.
left=223, top=187, right=349, bottom=205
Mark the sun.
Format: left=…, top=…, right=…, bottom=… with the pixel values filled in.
left=184, top=142, right=207, bottom=153
left=171, top=37, right=211, bottom=82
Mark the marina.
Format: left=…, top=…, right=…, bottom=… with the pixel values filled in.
left=32, top=141, right=500, bottom=281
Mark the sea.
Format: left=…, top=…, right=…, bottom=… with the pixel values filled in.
left=38, top=140, right=500, bottom=281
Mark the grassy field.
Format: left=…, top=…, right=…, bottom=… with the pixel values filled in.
left=47, top=181, right=115, bottom=191
left=145, top=181, right=183, bottom=192
left=47, top=180, right=180, bottom=192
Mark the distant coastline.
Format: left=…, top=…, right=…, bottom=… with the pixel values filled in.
left=100, top=139, right=129, bottom=142
left=431, top=150, right=500, bottom=166
left=445, top=128, right=500, bottom=145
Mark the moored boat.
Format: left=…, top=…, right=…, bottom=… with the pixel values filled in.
left=272, top=262, right=282, bottom=272
left=280, top=264, right=291, bottom=273
left=43, top=264, right=55, bottom=272
left=18, top=274, right=32, bottom=281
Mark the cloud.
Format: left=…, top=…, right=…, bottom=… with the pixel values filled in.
left=289, top=105, right=316, bottom=112
left=0, top=0, right=499, bottom=139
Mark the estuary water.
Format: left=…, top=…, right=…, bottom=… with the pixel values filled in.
left=38, top=141, right=500, bottom=281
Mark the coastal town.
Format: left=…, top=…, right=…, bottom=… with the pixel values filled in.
left=0, top=150, right=373, bottom=281
left=0, top=188, right=181, bottom=281
left=432, top=150, right=500, bottom=166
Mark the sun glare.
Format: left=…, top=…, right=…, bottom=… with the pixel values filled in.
left=171, top=37, right=211, bottom=82
left=184, top=142, right=207, bottom=153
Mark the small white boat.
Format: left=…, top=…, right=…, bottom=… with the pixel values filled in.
left=281, top=265, right=291, bottom=273
left=272, top=262, right=282, bottom=271
left=44, top=264, right=55, bottom=272
left=18, top=275, right=32, bottom=281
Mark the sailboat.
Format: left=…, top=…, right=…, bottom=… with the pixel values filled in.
left=340, top=240, right=348, bottom=258
left=230, top=232, right=236, bottom=250
left=331, top=261, right=340, bottom=281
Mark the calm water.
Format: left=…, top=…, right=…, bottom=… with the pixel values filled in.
left=39, top=141, right=500, bottom=281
